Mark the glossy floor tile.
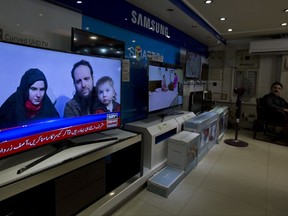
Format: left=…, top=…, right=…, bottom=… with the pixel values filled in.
left=112, top=129, right=288, bottom=216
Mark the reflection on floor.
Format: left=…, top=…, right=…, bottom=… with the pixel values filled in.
left=111, top=129, right=288, bottom=216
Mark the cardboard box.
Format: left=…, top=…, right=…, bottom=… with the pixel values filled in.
left=184, top=111, right=218, bottom=161
left=209, top=106, right=229, bottom=143
left=147, top=166, right=184, bottom=198
left=167, top=131, right=200, bottom=170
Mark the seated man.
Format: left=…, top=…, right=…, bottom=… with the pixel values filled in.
left=261, top=81, right=288, bottom=137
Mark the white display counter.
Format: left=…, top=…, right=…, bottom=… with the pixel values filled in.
left=0, top=129, right=145, bottom=216
left=125, top=111, right=195, bottom=171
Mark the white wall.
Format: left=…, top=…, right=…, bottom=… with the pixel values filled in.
left=0, top=0, right=82, bottom=51
left=207, top=40, right=287, bottom=127
left=257, top=55, right=281, bottom=98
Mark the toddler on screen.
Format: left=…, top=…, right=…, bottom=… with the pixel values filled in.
left=94, top=76, right=120, bottom=114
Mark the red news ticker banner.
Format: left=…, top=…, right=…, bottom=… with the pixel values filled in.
left=0, top=119, right=120, bottom=159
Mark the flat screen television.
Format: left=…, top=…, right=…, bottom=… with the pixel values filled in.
left=148, top=61, right=184, bottom=113
left=71, top=28, right=147, bottom=125
left=189, top=91, right=203, bottom=115
left=121, top=59, right=149, bottom=125
left=0, top=41, right=122, bottom=160
left=185, top=51, right=202, bottom=80
left=71, top=27, right=125, bottom=59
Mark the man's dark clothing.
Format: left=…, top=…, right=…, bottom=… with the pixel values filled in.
left=263, top=93, right=288, bottom=111
left=64, top=87, right=98, bottom=118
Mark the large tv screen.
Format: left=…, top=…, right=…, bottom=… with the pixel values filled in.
left=189, top=91, right=203, bottom=115
left=148, top=61, right=184, bottom=113
left=121, top=59, right=149, bottom=125
left=0, top=41, right=122, bottom=159
left=71, top=28, right=147, bottom=125
left=71, top=27, right=125, bottom=59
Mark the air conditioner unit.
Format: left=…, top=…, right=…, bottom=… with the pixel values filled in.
left=249, top=38, right=288, bottom=55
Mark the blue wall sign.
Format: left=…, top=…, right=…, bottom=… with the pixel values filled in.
left=81, top=0, right=208, bottom=56
left=83, top=16, right=180, bottom=65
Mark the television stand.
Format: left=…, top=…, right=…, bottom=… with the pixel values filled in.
left=125, top=111, right=195, bottom=170
left=160, top=110, right=185, bottom=122
left=17, top=135, right=118, bottom=174
left=1, top=129, right=142, bottom=216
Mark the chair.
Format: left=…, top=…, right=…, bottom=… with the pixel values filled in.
left=253, top=98, right=288, bottom=139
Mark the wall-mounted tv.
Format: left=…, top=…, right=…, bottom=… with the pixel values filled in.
left=71, top=27, right=125, bottom=59
left=185, top=51, right=202, bottom=80
left=0, top=41, right=122, bottom=159
left=148, top=61, right=184, bottom=113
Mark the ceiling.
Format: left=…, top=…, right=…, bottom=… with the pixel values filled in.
left=6, top=0, right=286, bottom=49
left=126, top=0, right=288, bottom=47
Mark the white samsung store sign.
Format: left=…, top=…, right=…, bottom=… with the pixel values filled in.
left=130, top=10, right=170, bottom=38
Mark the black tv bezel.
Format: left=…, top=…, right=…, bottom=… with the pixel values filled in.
left=148, top=61, right=184, bottom=114
left=189, top=91, right=203, bottom=115
left=0, top=40, right=122, bottom=160
left=71, top=27, right=125, bottom=59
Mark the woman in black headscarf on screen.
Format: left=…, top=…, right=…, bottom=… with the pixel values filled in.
left=0, top=68, right=60, bottom=129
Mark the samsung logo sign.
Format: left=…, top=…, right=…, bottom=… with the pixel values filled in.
left=131, top=10, right=170, bottom=38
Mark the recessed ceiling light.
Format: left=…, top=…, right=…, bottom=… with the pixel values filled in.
left=228, top=28, right=233, bottom=32
left=282, top=22, right=287, bottom=26
left=219, top=17, right=226, bottom=21
left=205, top=0, right=212, bottom=4
left=76, top=1, right=82, bottom=4
left=284, top=8, right=288, bottom=12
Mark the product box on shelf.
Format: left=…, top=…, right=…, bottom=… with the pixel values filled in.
left=167, top=131, right=200, bottom=170
left=147, top=166, right=184, bottom=198
left=207, top=112, right=218, bottom=149
left=209, top=106, right=229, bottom=143
left=184, top=111, right=218, bottom=161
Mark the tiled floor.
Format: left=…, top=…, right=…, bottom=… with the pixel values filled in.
left=111, top=129, right=288, bottom=216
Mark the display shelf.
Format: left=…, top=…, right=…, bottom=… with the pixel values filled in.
left=125, top=111, right=194, bottom=170
left=174, top=111, right=196, bottom=131
left=0, top=129, right=142, bottom=216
